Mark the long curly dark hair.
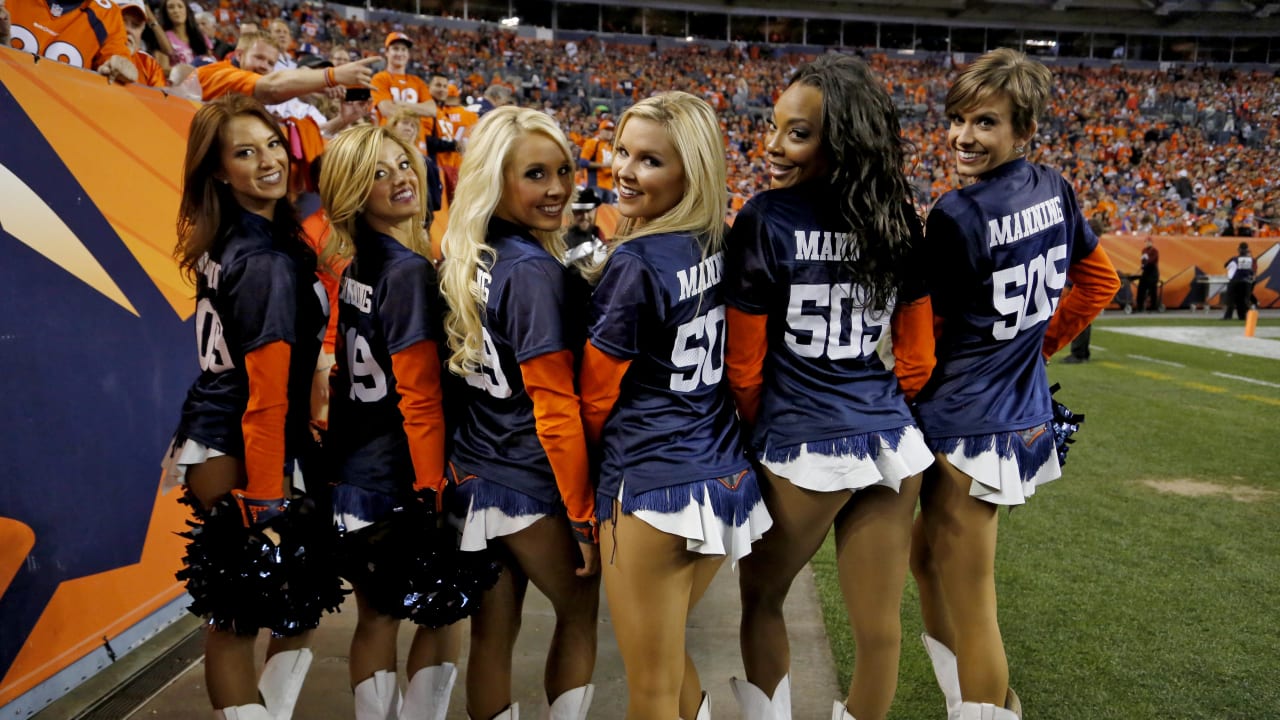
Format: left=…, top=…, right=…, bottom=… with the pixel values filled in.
left=788, top=53, right=920, bottom=313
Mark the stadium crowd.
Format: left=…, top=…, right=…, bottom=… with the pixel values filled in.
left=5, top=0, right=1278, bottom=236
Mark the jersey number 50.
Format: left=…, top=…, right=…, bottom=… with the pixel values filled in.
left=670, top=305, right=726, bottom=392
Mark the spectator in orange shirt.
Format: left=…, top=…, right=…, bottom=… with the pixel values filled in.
left=371, top=32, right=436, bottom=126
left=8, top=0, right=136, bottom=83
left=118, top=0, right=165, bottom=86
left=193, top=31, right=377, bottom=105
left=578, top=119, right=615, bottom=203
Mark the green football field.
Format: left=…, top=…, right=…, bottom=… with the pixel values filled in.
left=812, top=312, right=1280, bottom=719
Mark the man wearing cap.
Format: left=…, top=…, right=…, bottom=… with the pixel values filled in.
left=565, top=186, right=607, bottom=268
left=117, top=0, right=165, bottom=86
left=579, top=119, right=615, bottom=204
left=8, top=0, right=137, bottom=83
left=426, top=71, right=463, bottom=197
left=370, top=32, right=436, bottom=127
left=1223, top=242, right=1256, bottom=320
left=443, top=81, right=478, bottom=151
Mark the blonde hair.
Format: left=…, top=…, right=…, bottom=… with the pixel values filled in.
left=946, top=48, right=1051, bottom=141
left=237, top=30, right=281, bottom=53
left=438, top=106, right=574, bottom=376
left=610, top=91, right=727, bottom=254
left=318, top=125, right=430, bottom=268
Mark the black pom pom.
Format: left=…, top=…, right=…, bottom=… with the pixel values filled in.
left=1049, top=383, right=1085, bottom=467
left=175, top=492, right=347, bottom=637
left=271, top=496, right=349, bottom=636
left=341, top=502, right=501, bottom=628
left=175, top=493, right=287, bottom=636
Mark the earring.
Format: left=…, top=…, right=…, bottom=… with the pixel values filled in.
left=1014, top=145, right=1025, bottom=154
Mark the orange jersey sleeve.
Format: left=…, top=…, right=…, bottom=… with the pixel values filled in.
left=241, top=340, right=291, bottom=502
left=197, top=59, right=260, bottom=101
left=725, top=307, right=767, bottom=429
left=520, top=349, right=594, bottom=525
left=300, top=211, right=344, bottom=355
left=9, top=0, right=130, bottom=69
left=1043, top=245, right=1123, bottom=360
left=890, top=297, right=936, bottom=402
left=579, top=340, right=632, bottom=447
left=390, top=340, right=447, bottom=494
left=132, top=50, right=166, bottom=87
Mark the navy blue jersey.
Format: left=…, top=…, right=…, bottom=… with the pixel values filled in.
left=177, top=208, right=328, bottom=458
left=330, top=231, right=439, bottom=491
left=915, top=159, right=1097, bottom=438
left=589, top=231, right=751, bottom=495
left=447, top=219, right=576, bottom=502
left=725, top=183, right=923, bottom=451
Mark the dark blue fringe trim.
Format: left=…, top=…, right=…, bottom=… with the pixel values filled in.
left=601, top=471, right=762, bottom=527
left=332, top=484, right=399, bottom=531
left=457, top=478, right=557, bottom=517
left=928, top=427, right=1054, bottom=483
left=764, top=427, right=907, bottom=464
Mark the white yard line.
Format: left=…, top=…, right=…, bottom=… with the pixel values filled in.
left=1211, top=372, right=1280, bottom=389
left=1126, top=354, right=1185, bottom=368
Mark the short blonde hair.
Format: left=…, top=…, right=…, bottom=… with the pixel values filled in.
left=945, top=47, right=1051, bottom=140
left=438, top=106, right=574, bottom=375
left=237, top=28, right=281, bottom=53
left=318, top=125, right=431, bottom=268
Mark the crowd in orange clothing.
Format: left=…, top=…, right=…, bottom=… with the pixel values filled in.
left=9, top=0, right=1278, bottom=236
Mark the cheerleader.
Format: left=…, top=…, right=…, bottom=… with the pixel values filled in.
left=437, top=107, right=599, bottom=720
left=319, top=125, right=462, bottom=720
left=163, top=94, right=329, bottom=720
left=579, top=91, right=771, bottom=720
left=909, top=49, right=1120, bottom=719
left=724, top=54, right=935, bottom=720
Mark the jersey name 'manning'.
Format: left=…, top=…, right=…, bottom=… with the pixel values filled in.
left=724, top=183, right=923, bottom=452
left=914, top=159, right=1097, bottom=440
left=987, top=196, right=1064, bottom=247
left=589, top=231, right=750, bottom=496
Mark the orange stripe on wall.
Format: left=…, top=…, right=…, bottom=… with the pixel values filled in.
left=1098, top=234, right=1277, bottom=309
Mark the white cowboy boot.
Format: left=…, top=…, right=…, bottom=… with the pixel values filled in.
left=258, top=648, right=313, bottom=720
left=543, top=684, right=594, bottom=720
left=830, top=700, right=856, bottom=719
left=958, top=689, right=1022, bottom=720
left=921, top=633, right=962, bottom=720
left=215, top=705, right=273, bottom=720
left=478, top=704, right=519, bottom=720
left=730, top=675, right=791, bottom=719
left=686, top=692, right=710, bottom=720
left=400, top=663, right=457, bottom=720
left=354, top=669, right=402, bottom=720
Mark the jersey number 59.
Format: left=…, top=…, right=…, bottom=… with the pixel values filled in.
left=785, top=283, right=885, bottom=360
left=991, top=245, right=1067, bottom=341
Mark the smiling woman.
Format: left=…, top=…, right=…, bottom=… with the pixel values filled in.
left=437, top=106, right=600, bottom=720
left=165, top=93, right=332, bottom=719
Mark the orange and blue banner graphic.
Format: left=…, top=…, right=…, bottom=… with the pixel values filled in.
left=1, top=47, right=199, bottom=713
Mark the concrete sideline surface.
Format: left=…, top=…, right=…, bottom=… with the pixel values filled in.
left=128, top=561, right=839, bottom=719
